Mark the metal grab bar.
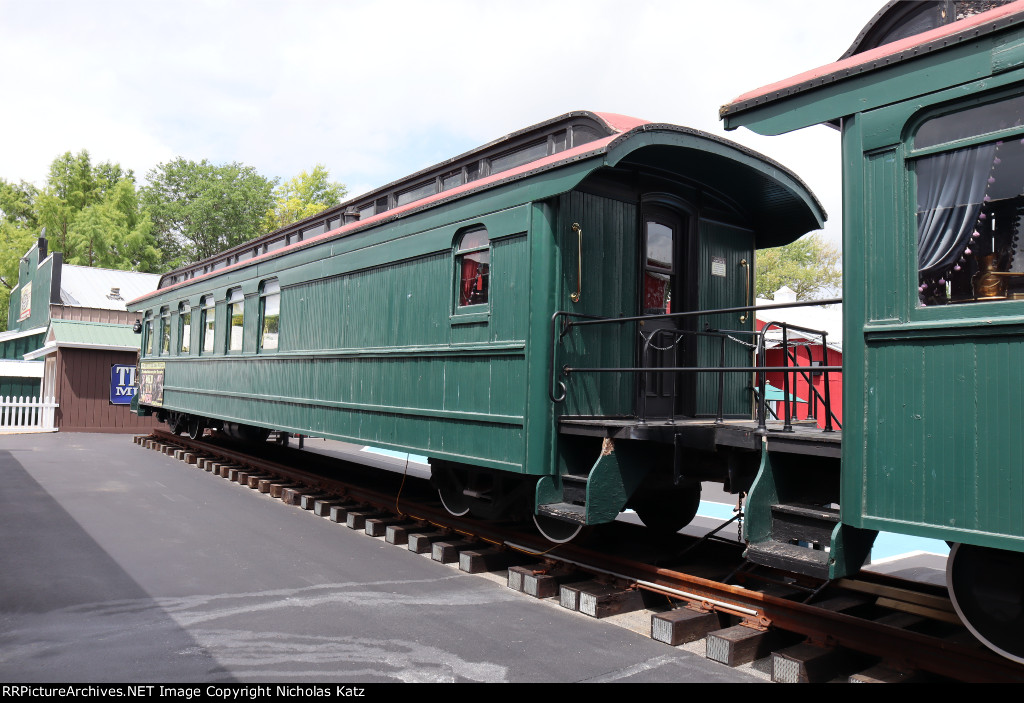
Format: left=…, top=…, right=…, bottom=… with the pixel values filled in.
left=570, top=223, right=583, bottom=303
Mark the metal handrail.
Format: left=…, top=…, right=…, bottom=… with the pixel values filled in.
left=551, top=299, right=843, bottom=431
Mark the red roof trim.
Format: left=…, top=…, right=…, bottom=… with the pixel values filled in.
left=724, top=0, right=1024, bottom=109
left=129, top=112, right=650, bottom=307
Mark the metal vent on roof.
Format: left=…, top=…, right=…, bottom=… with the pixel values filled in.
left=106, top=287, right=123, bottom=301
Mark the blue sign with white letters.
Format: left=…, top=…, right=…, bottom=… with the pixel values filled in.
left=110, top=364, right=137, bottom=405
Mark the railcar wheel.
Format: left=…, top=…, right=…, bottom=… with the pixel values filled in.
left=947, top=542, right=1024, bottom=664
left=167, top=412, right=187, bottom=435
left=533, top=514, right=583, bottom=544
left=633, top=484, right=702, bottom=535
left=438, top=485, right=471, bottom=517
left=187, top=416, right=205, bottom=440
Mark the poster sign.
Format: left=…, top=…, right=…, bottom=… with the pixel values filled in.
left=711, top=256, right=727, bottom=278
left=110, top=364, right=137, bottom=405
left=18, top=282, right=31, bottom=321
left=138, top=361, right=165, bottom=407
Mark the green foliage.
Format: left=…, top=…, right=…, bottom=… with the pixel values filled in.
left=142, top=158, right=277, bottom=266
left=755, top=233, right=842, bottom=301
left=263, top=164, right=346, bottom=233
left=66, top=180, right=161, bottom=271
left=34, top=150, right=134, bottom=256
left=0, top=179, right=39, bottom=229
left=0, top=221, right=37, bottom=330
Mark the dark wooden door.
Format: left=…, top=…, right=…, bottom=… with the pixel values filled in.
left=638, top=204, right=692, bottom=417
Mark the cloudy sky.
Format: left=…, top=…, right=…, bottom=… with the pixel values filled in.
left=0, top=1, right=885, bottom=247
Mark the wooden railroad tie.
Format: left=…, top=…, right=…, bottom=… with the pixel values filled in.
left=328, top=502, right=365, bottom=523
left=559, top=580, right=645, bottom=618
left=385, top=523, right=428, bottom=545
left=651, top=607, right=723, bottom=646
left=345, top=509, right=390, bottom=530
left=407, top=531, right=451, bottom=553
left=431, top=538, right=482, bottom=564
left=458, top=547, right=526, bottom=574
left=507, top=564, right=583, bottom=598
left=705, top=624, right=797, bottom=667
left=364, top=516, right=413, bottom=537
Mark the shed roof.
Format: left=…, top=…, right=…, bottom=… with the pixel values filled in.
left=60, top=265, right=160, bottom=311
left=23, top=319, right=141, bottom=360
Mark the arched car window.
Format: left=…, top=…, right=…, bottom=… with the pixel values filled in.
left=455, top=228, right=489, bottom=308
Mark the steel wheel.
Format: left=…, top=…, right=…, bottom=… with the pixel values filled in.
left=187, top=416, right=204, bottom=440
left=947, top=542, right=1024, bottom=664
left=533, top=513, right=583, bottom=544
left=167, top=412, right=187, bottom=435
left=633, top=484, right=702, bottom=535
left=438, top=484, right=471, bottom=517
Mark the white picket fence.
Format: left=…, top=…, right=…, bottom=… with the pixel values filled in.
left=0, top=396, right=58, bottom=433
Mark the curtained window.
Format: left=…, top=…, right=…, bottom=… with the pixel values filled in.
left=455, top=228, right=490, bottom=308
left=914, top=96, right=1024, bottom=306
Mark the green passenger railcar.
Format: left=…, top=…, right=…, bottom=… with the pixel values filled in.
left=722, top=0, right=1024, bottom=664
left=130, top=111, right=823, bottom=540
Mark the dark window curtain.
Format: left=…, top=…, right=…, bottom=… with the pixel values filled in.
left=462, top=255, right=481, bottom=304
left=916, top=143, right=998, bottom=281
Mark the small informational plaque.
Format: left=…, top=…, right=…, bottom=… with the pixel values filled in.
left=711, top=256, right=727, bottom=278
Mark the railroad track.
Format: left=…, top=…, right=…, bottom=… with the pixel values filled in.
left=137, top=430, right=1024, bottom=683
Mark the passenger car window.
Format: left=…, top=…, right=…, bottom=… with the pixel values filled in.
left=145, top=318, right=154, bottom=356
left=260, top=280, right=280, bottom=351
left=179, top=304, right=191, bottom=354
left=160, top=308, right=170, bottom=354
left=455, top=227, right=490, bottom=308
left=201, top=296, right=216, bottom=354
left=914, top=95, right=1024, bottom=306
left=227, top=289, right=244, bottom=352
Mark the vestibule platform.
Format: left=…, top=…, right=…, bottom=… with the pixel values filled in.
left=559, top=417, right=841, bottom=458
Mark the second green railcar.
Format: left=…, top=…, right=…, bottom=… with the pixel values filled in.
left=130, top=111, right=823, bottom=541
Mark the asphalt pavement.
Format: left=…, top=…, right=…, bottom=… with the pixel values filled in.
left=0, top=432, right=762, bottom=683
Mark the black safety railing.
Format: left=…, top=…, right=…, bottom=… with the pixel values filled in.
left=549, top=298, right=842, bottom=433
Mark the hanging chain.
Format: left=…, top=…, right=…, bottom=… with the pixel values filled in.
left=736, top=491, right=745, bottom=542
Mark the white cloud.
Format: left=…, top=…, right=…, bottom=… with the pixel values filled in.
left=0, top=0, right=883, bottom=249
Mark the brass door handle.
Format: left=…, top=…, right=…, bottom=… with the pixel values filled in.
left=571, top=223, right=583, bottom=303
left=740, top=259, right=750, bottom=322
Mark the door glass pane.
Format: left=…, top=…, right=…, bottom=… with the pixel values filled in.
left=646, top=222, right=674, bottom=269
left=644, top=271, right=671, bottom=315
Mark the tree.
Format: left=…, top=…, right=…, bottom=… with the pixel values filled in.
left=142, top=158, right=277, bottom=266
left=0, top=153, right=163, bottom=330
left=756, top=233, right=841, bottom=301
left=262, top=164, right=346, bottom=233
left=67, top=179, right=161, bottom=271
left=34, top=151, right=134, bottom=257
